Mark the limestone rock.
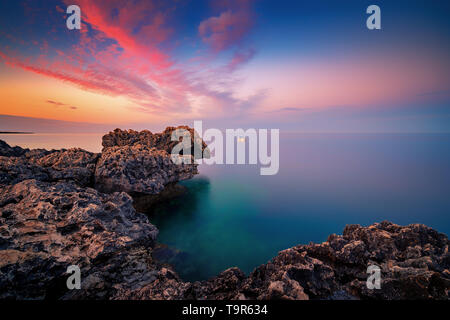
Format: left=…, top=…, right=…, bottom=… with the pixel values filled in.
left=230, top=221, right=450, bottom=300
left=94, top=145, right=198, bottom=195
left=102, top=127, right=209, bottom=159
left=0, top=179, right=158, bottom=299
left=0, top=140, right=99, bottom=187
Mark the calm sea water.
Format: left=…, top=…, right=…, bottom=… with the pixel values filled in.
left=2, top=133, right=450, bottom=281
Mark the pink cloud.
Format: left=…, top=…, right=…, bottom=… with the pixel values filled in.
left=227, top=47, right=256, bottom=71
left=0, top=51, right=160, bottom=104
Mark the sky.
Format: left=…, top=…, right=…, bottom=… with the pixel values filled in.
left=0, top=0, right=449, bottom=133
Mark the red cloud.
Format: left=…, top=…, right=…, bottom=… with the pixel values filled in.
left=64, top=0, right=173, bottom=69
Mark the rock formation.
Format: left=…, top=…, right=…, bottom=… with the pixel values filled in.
left=95, top=145, right=197, bottom=195
left=95, top=127, right=208, bottom=195
left=102, top=127, right=209, bottom=159
left=0, top=140, right=28, bottom=157
left=0, top=146, right=99, bottom=187
left=0, top=179, right=158, bottom=299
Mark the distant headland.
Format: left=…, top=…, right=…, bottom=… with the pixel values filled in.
left=0, top=131, right=34, bottom=134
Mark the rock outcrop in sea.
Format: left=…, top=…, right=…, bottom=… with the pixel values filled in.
left=95, top=127, right=208, bottom=195
left=95, top=145, right=198, bottom=195
left=101, top=127, right=208, bottom=158
left=0, top=129, right=449, bottom=300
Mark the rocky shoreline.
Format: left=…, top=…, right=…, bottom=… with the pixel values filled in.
left=1, top=128, right=449, bottom=300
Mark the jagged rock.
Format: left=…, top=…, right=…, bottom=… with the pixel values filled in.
left=102, top=127, right=209, bottom=159
left=0, top=140, right=28, bottom=157
left=112, top=267, right=190, bottom=300
left=95, top=144, right=198, bottom=195
left=189, top=268, right=248, bottom=300
left=0, top=140, right=99, bottom=187
left=0, top=179, right=158, bottom=299
left=229, top=221, right=450, bottom=300
left=0, top=156, right=49, bottom=186
left=95, top=127, right=209, bottom=196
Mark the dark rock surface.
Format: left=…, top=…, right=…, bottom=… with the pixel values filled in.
left=0, top=140, right=28, bottom=157
left=0, top=179, right=158, bottom=299
left=0, top=141, right=99, bottom=187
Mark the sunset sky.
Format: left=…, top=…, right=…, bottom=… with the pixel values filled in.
left=0, top=0, right=449, bottom=132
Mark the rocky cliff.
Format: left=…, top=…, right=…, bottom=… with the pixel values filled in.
left=0, top=179, right=158, bottom=299
left=0, top=147, right=99, bottom=187
left=0, top=132, right=449, bottom=300
left=101, top=127, right=208, bottom=158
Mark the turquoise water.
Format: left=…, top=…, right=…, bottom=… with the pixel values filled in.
left=2, top=133, right=450, bottom=281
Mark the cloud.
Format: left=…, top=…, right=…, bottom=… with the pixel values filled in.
left=227, top=48, right=256, bottom=71
left=417, top=90, right=450, bottom=97
left=199, top=10, right=253, bottom=52
left=268, top=107, right=310, bottom=113
left=46, top=100, right=77, bottom=110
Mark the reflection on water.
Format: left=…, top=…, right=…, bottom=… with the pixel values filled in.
left=2, top=133, right=450, bottom=281
left=149, top=177, right=211, bottom=221
left=147, top=177, right=212, bottom=280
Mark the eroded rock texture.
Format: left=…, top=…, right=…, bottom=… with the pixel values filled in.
left=0, top=140, right=28, bottom=157
left=95, top=127, right=208, bottom=195
left=102, top=127, right=208, bottom=158
left=0, top=141, right=99, bottom=187
left=0, top=179, right=158, bottom=299
left=95, top=145, right=197, bottom=195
